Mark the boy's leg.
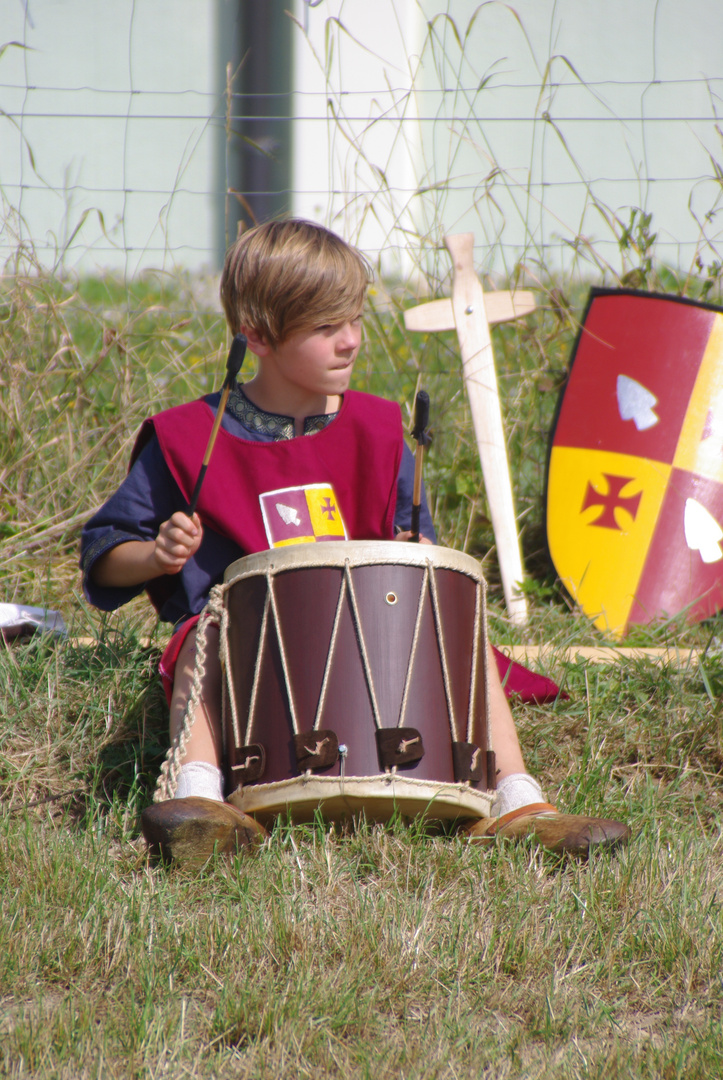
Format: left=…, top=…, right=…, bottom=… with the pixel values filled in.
left=473, top=641, right=630, bottom=854
left=169, top=625, right=225, bottom=799
left=487, top=641, right=526, bottom=777
left=141, top=624, right=267, bottom=862
left=486, top=641, right=547, bottom=812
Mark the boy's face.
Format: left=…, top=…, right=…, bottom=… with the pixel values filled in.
left=261, top=318, right=363, bottom=402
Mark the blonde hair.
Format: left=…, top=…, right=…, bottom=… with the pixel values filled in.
left=220, top=219, right=373, bottom=345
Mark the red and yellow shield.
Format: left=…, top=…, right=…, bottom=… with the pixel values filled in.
left=547, top=288, right=723, bottom=636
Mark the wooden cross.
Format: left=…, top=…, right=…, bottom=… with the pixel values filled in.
left=404, top=233, right=535, bottom=626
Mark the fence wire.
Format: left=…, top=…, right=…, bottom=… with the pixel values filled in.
left=1, top=3, right=722, bottom=290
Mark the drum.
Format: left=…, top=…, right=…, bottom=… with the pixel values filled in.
left=221, top=541, right=495, bottom=824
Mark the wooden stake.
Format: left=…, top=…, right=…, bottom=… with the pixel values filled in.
left=67, top=637, right=702, bottom=668
left=404, top=235, right=532, bottom=625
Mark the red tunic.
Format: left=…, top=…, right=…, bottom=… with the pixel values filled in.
left=137, top=390, right=404, bottom=702
left=134, top=389, right=403, bottom=552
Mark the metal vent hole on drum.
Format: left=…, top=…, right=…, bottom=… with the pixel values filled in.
left=385, top=591, right=398, bottom=605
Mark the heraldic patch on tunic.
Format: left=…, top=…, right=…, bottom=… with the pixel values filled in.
left=259, top=483, right=348, bottom=547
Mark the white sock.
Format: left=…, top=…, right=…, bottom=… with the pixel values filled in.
left=175, top=761, right=225, bottom=802
left=493, top=773, right=545, bottom=817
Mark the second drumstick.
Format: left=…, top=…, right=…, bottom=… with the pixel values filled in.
left=410, top=390, right=432, bottom=543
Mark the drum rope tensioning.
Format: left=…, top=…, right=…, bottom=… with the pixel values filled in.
left=153, top=582, right=226, bottom=803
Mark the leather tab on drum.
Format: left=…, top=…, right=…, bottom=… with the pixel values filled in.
left=486, top=750, right=497, bottom=791
left=452, top=742, right=485, bottom=784
left=375, top=727, right=425, bottom=769
left=294, top=730, right=339, bottom=771
left=231, top=743, right=266, bottom=783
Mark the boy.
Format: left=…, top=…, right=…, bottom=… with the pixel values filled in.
left=81, top=219, right=629, bottom=861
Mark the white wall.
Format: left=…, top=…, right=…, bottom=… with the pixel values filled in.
left=0, top=0, right=217, bottom=275
left=295, top=0, right=723, bottom=280
left=2, top=0, right=721, bottom=279
left=292, top=0, right=423, bottom=276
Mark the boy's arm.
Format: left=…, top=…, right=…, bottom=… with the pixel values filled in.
left=91, top=512, right=203, bottom=587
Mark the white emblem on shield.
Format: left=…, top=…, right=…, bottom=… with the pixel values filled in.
left=617, top=374, right=659, bottom=430
left=684, top=498, right=723, bottom=563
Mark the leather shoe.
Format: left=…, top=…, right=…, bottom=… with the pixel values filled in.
left=462, top=801, right=630, bottom=856
left=142, top=796, right=268, bottom=866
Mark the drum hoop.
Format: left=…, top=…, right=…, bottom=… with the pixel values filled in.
left=223, top=540, right=486, bottom=585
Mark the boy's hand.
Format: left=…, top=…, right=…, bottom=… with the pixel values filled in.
left=394, top=531, right=433, bottom=545
left=154, top=512, right=203, bottom=574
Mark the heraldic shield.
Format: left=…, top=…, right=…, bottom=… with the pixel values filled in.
left=547, top=287, right=723, bottom=636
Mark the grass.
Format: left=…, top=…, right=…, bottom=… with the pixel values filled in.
left=3, top=248, right=723, bottom=1076
left=2, top=605, right=723, bottom=1076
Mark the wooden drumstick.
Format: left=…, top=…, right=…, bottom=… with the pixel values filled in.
left=187, top=333, right=247, bottom=516
left=410, top=390, right=431, bottom=543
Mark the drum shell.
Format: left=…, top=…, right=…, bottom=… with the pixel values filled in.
left=222, top=542, right=491, bottom=821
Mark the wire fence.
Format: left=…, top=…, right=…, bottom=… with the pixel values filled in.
left=1, top=2, right=722, bottom=296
